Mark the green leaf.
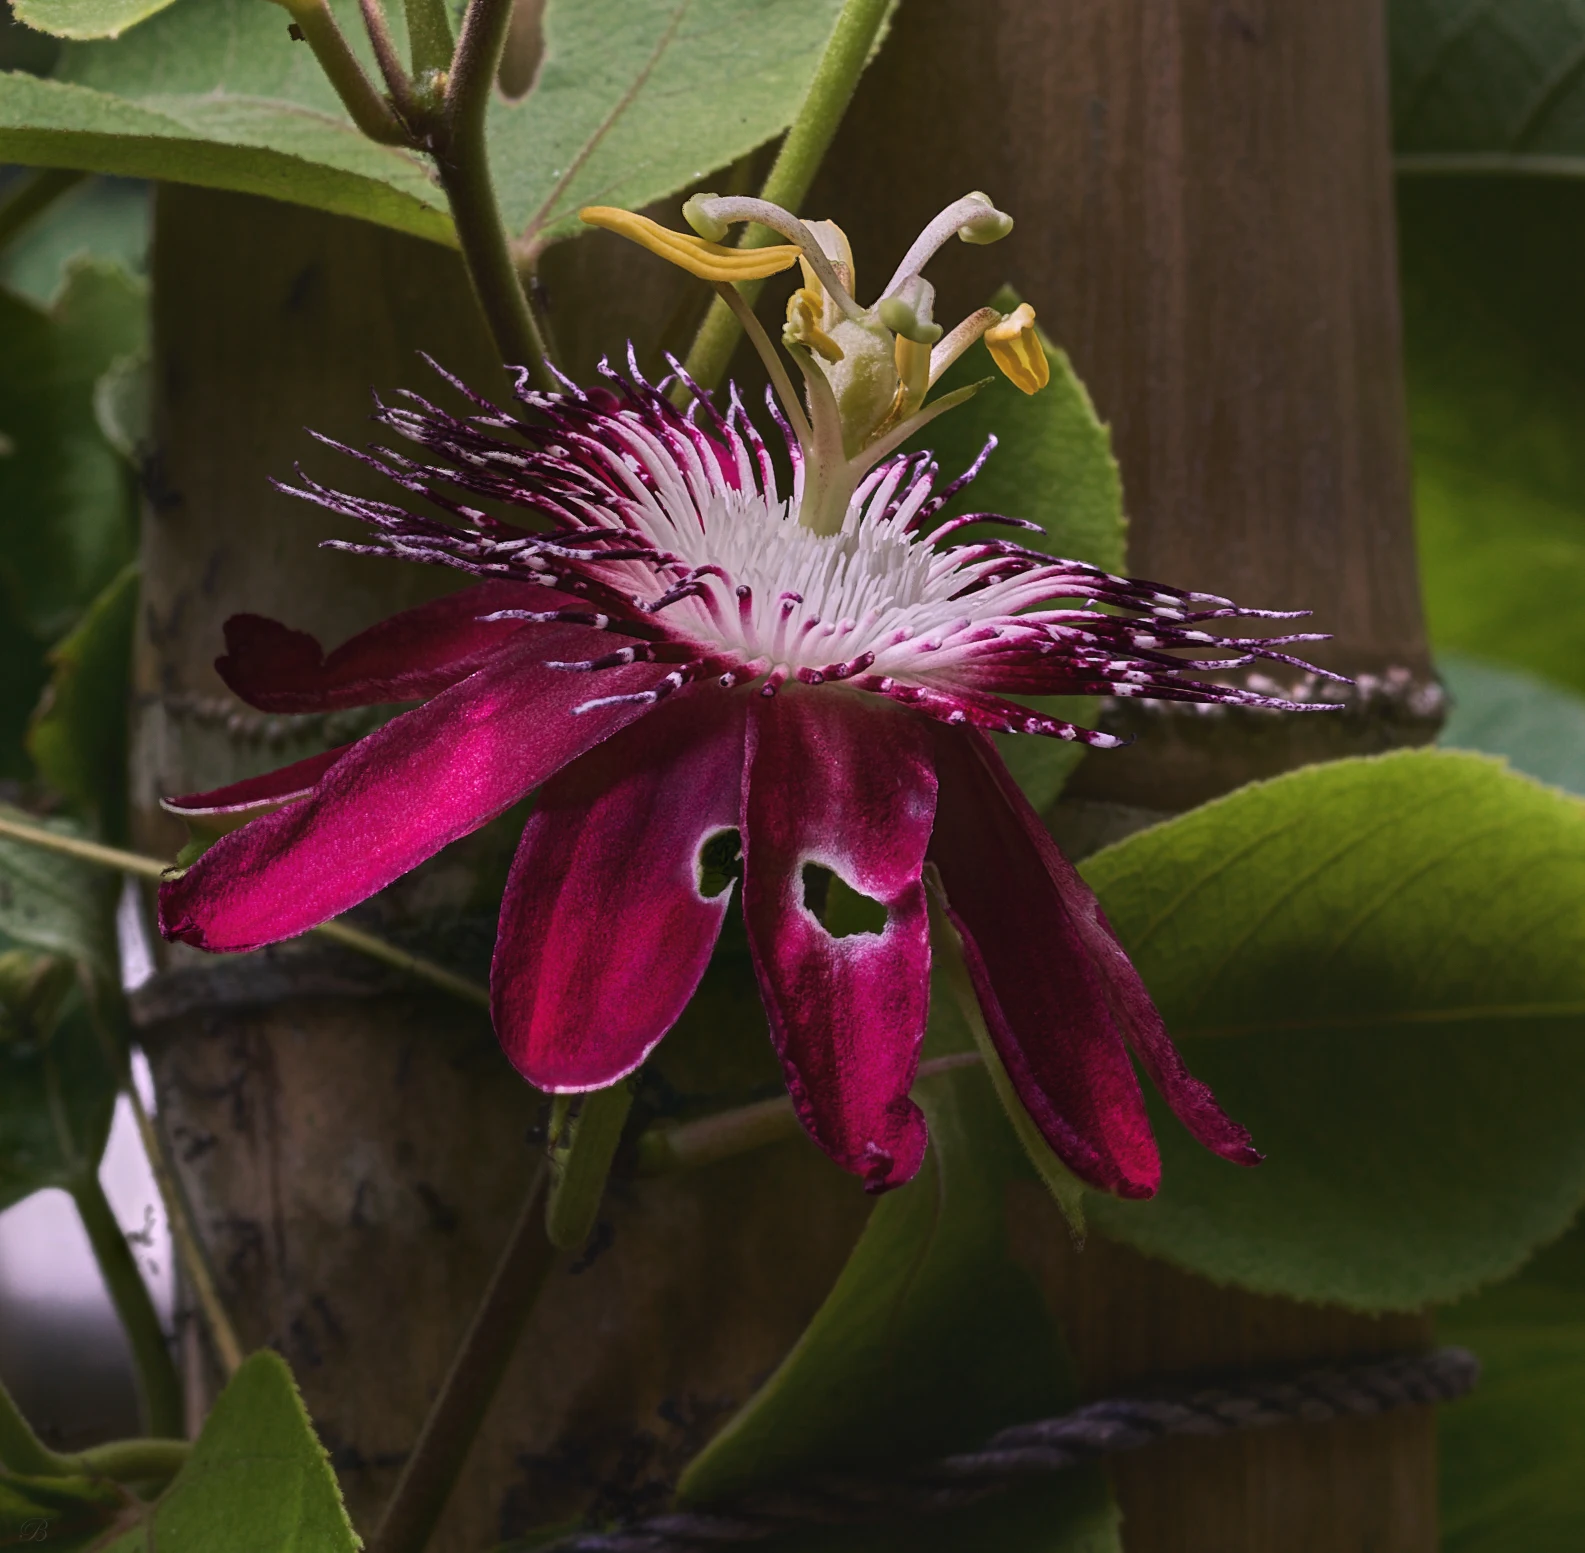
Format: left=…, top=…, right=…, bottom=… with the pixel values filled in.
left=1400, top=175, right=1585, bottom=694
left=92, top=349, right=149, bottom=462
left=0, top=989, right=119, bottom=1209
left=1439, top=651, right=1585, bottom=796
left=14, top=0, right=870, bottom=250
left=0, top=255, right=143, bottom=641
left=0, top=70, right=454, bottom=245
left=99, top=1350, right=358, bottom=1553
left=677, top=978, right=1120, bottom=1552
left=1390, top=0, right=1585, bottom=167
left=0, top=173, right=148, bottom=307
left=1078, top=749, right=1585, bottom=1310
left=498, top=0, right=849, bottom=247
left=0, top=1471, right=132, bottom=1552
left=15, top=0, right=181, bottom=41
left=0, top=805, right=117, bottom=977
left=913, top=286, right=1126, bottom=811
left=27, top=561, right=138, bottom=830
left=1438, top=1221, right=1585, bottom=1553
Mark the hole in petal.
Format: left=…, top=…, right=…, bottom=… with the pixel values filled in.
left=801, top=863, right=887, bottom=938
left=697, top=829, right=743, bottom=900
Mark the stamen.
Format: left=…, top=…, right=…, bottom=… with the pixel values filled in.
left=578, top=206, right=802, bottom=283
left=985, top=305, right=1051, bottom=394
left=880, top=193, right=1014, bottom=299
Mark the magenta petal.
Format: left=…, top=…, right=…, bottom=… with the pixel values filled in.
left=741, top=690, right=937, bottom=1192
left=158, top=625, right=668, bottom=953
left=927, top=728, right=1159, bottom=1196
left=162, top=745, right=352, bottom=818
left=493, top=690, right=747, bottom=1091
left=217, top=580, right=571, bottom=712
left=929, top=729, right=1257, bottom=1198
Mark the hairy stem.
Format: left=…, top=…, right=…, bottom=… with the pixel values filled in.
left=0, top=168, right=87, bottom=255
left=0, top=1377, right=57, bottom=1476
left=405, top=0, right=456, bottom=75
left=70, top=1173, right=184, bottom=1439
left=371, top=1164, right=557, bottom=1553
left=0, top=1378, right=190, bottom=1482
left=545, top=1082, right=633, bottom=1250
left=278, top=0, right=413, bottom=146
left=632, top=1052, right=981, bottom=1176
left=435, top=0, right=556, bottom=387
left=680, top=0, right=893, bottom=391
left=0, top=814, right=490, bottom=1010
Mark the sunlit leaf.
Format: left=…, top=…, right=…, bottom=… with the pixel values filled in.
left=14, top=0, right=180, bottom=43
left=1080, top=749, right=1585, bottom=1310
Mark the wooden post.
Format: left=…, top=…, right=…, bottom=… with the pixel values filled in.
left=811, top=2, right=1439, bottom=1546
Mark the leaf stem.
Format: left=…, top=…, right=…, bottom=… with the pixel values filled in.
left=631, top=1052, right=981, bottom=1176
left=680, top=0, right=893, bottom=392
left=0, top=813, right=491, bottom=1011
left=69, top=1172, right=184, bottom=1439
left=278, top=0, right=414, bottom=146
left=0, top=167, right=87, bottom=255
left=434, top=0, right=557, bottom=387
left=545, top=1082, right=633, bottom=1249
left=125, top=1078, right=246, bottom=1379
left=370, top=1164, right=558, bottom=1553
left=0, top=1377, right=57, bottom=1476
left=405, top=0, right=457, bottom=75
left=0, top=1376, right=189, bottom=1483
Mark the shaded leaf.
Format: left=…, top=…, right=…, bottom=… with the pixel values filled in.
left=1439, top=651, right=1585, bottom=796
left=1391, top=0, right=1585, bottom=166
left=677, top=976, right=1120, bottom=1552
left=0, top=172, right=148, bottom=306
left=1400, top=175, right=1585, bottom=694
left=15, top=0, right=180, bottom=41
left=20, top=0, right=870, bottom=252
left=1438, top=1221, right=1585, bottom=1553
left=500, top=0, right=849, bottom=248
left=27, top=561, right=138, bottom=831
left=914, top=287, right=1124, bottom=810
left=92, top=349, right=148, bottom=462
left=99, top=1350, right=358, bottom=1553
left=0, top=255, right=143, bottom=640
left=0, top=70, right=454, bottom=245
left=0, top=804, right=117, bottom=977
left=0, top=989, right=119, bottom=1210
left=1078, top=749, right=1585, bottom=1310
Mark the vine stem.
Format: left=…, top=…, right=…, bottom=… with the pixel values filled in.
left=0, top=813, right=490, bottom=1009
left=370, top=1164, right=558, bottom=1553
left=632, top=1052, right=982, bottom=1176
left=125, top=1079, right=246, bottom=1379
left=277, top=0, right=411, bottom=145
left=433, top=0, right=558, bottom=388
left=0, top=1375, right=189, bottom=1483
left=70, top=1172, right=184, bottom=1439
left=679, top=0, right=894, bottom=394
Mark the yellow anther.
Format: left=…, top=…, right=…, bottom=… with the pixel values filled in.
left=984, top=303, right=1049, bottom=395
left=893, top=333, right=931, bottom=415
left=784, top=288, right=844, bottom=363
left=579, top=207, right=802, bottom=283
